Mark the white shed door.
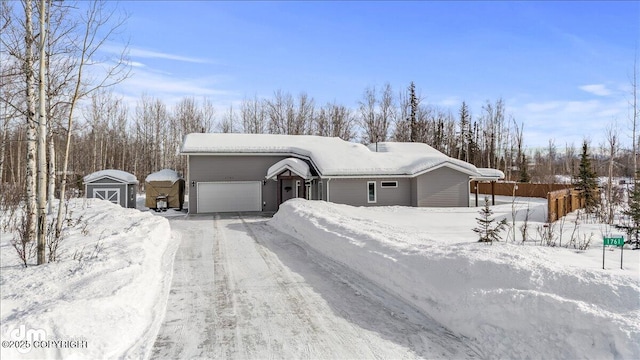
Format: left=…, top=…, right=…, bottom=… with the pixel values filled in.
left=93, top=188, right=120, bottom=205
left=197, top=182, right=261, bottom=213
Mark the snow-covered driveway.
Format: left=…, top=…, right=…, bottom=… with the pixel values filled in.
left=151, top=214, right=480, bottom=359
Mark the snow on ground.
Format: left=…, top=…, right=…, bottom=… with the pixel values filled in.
left=0, top=199, right=178, bottom=359
left=152, top=214, right=482, bottom=359
left=270, top=197, right=640, bottom=359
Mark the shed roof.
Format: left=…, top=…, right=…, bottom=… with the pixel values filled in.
left=181, top=133, right=483, bottom=177
left=84, top=169, right=138, bottom=184
left=145, top=169, right=183, bottom=184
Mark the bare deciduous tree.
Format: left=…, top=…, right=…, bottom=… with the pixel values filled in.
left=55, top=0, right=130, bottom=240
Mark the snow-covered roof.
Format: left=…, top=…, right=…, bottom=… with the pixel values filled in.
left=181, top=133, right=483, bottom=177
left=474, top=168, right=506, bottom=180
left=145, top=169, right=182, bottom=184
left=266, top=158, right=311, bottom=180
left=84, top=169, right=138, bottom=184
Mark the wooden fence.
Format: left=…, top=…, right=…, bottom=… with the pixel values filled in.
left=546, top=188, right=585, bottom=222
left=471, top=182, right=575, bottom=198
left=471, top=182, right=585, bottom=222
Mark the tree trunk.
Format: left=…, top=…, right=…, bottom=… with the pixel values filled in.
left=47, top=133, right=55, bottom=213
left=25, top=0, right=38, bottom=245
left=36, top=0, right=48, bottom=264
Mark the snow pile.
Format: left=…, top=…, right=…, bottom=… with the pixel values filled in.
left=269, top=199, right=640, bottom=359
left=145, top=169, right=182, bottom=184
left=1, top=199, right=179, bottom=359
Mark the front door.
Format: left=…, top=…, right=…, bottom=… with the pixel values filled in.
left=277, top=176, right=306, bottom=207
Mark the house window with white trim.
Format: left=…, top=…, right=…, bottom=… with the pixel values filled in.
left=381, top=181, right=398, bottom=188
left=318, top=180, right=323, bottom=200
left=367, top=181, right=376, bottom=203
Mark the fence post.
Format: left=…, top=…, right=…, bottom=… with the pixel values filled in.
left=547, top=191, right=552, bottom=222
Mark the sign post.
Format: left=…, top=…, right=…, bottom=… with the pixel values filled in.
left=602, top=236, right=625, bottom=269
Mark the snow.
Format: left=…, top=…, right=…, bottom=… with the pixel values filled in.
left=145, top=169, right=182, bottom=184
left=3, top=192, right=638, bottom=359
left=266, top=157, right=311, bottom=179
left=153, top=214, right=481, bottom=359
left=1, top=199, right=178, bottom=359
left=83, top=169, right=138, bottom=184
left=269, top=198, right=640, bottom=359
left=181, top=133, right=482, bottom=177
left=476, top=167, right=505, bottom=180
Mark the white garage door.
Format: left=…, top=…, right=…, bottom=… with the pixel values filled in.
left=197, top=181, right=262, bottom=213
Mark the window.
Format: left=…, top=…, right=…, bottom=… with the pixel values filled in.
left=367, top=181, right=376, bottom=203
left=318, top=181, right=323, bottom=200
left=381, top=181, right=398, bottom=188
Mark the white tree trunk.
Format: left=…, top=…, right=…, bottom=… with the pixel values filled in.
left=36, top=0, right=48, bottom=264
left=47, top=134, right=55, bottom=213
left=25, top=0, right=38, bottom=245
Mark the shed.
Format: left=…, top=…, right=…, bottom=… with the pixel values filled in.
left=144, top=169, right=185, bottom=210
left=84, top=169, right=138, bottom=208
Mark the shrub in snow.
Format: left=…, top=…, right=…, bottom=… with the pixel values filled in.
left=473, top=196, right=507, bottom=244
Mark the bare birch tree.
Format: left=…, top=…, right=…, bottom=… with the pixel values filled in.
left=24, top=0, right=38, bottom=245
left=605, top=123, right=619, bottom=224
left=55, top=0, right=130, bottom=239
left=36, top=0, right=48, bottom=264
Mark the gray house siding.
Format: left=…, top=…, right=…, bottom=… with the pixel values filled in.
left=413, top=166, right=470, bottom=207
left=327, top=178, right=411, bottom=207
left=189, top=155, right=291, bottom=213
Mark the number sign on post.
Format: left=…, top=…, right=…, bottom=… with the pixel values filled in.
left=602, top=236, right=625, bottom=270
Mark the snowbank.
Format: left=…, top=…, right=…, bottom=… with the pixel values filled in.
left=269, top=199, right=640, bottom=359
left=1, top=199, right=179, bottom=359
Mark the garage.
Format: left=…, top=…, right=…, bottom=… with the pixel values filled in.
left=197, top=181, right=262, bottom=213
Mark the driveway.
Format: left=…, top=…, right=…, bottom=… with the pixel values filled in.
left=151, top=214, right=480, bottom=359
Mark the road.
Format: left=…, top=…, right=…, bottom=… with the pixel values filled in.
left=151, top=214, right=481, bottom=359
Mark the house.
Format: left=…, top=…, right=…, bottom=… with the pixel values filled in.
left=84, top=169, right=138, bottom=208
left=180, top=133, right=503, bottom=214
left=144, top=169, right=186, bottom=211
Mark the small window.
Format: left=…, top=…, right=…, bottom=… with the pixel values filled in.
left=381, top=181, right=398, bottom=188
left=367, top=181, right=376, bottom=203
left=318, top=181, right=323, bottom=200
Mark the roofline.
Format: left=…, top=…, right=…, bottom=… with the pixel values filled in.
left=184, top=151, right=324, bottom=177
left=83, top=175, right=139, bottom=184
left=411, top=161, right=480, bottom=178
left=266, top=162, right=312, bottom=180
left=182, top=151, right=482, bottom=179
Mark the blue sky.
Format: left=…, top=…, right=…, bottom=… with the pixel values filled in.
left=100, top=1, right=639, bottom=148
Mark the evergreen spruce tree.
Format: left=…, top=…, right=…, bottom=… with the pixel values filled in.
left=409, top=81, right=418, bottom=142
left=575, top=140, right=599, bottom=213
left=615, top=179, right=640, bottom=248
left=473, top=196, right=507, bottom=244
left=519, top=153, right=531, bottom=183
